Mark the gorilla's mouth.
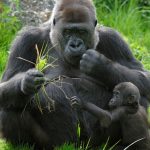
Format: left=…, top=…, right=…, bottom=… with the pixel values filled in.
left=108, top=103, right=117, bottom=110
left=65, top=54, right=82, bottom=67
left=126, top=102, right=138, bottom=108
left=73, top=55, right=82, bottom=60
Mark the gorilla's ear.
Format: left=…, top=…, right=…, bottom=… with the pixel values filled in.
left=53, top=18, right=56, bottom=26
left=94, top=20, right=97, bottom=27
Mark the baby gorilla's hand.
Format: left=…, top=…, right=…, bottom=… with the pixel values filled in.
left=70, top=96, right=84, bottom=109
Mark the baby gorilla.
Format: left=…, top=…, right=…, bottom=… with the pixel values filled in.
left=71, top=82, right=150, bottom=150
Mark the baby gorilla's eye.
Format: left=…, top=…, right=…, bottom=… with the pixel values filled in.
left=113, top=91, right=120, bottom=98
left=127, top=95, right=135, bottom=104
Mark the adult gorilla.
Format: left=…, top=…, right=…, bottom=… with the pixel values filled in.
left=0, top=0, right=150, bottom=149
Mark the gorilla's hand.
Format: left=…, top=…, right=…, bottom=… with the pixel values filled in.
left=100, top=112, right=112, bottom=128
left=80, top=49, right=111, bottom=76
left=70, top=96, right=85, bottom=109
left=21, top=69, right=47, bottom=95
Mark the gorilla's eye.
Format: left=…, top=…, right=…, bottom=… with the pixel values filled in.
left=64, top=29, right=72, bottom=35
left=79, top=30, right=87, bottom=34
left=113, top=91, right=120, bottom=95
left=127, top=95, right=135, bottom=104
left=53, top=18, right=56, bottom=26
left=113, top=91, right=120, bottom=98
left=94, top=20, right=97, bottom=27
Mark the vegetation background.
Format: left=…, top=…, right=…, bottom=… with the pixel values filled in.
left=0, top=0, right=149, bottom=149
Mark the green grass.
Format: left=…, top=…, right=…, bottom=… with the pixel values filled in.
left=0, top=2, right=21, bottom=77
left=0, top=51, right=8, bottom=76
left=0, top=139, right=33, bottom=150
left=94, top=0, right=150, bottom=70
left=0, top=0, right=150, bottom=149
left=0, top=139, right=76, bottom=150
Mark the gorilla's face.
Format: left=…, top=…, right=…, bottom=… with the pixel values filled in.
left=50, top=4, right=98, bottom=67
left=109, top=82, right=140, bottom=109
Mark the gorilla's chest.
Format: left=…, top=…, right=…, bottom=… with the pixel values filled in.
left=73, top=77, right=112, bottom=109
left=44, top=67, right=112, bottom=108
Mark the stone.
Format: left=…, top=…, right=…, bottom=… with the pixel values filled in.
left=3, top=0, right=55, bottom=26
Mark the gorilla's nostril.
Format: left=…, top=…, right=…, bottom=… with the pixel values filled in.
left=77, top=41, right=82, bottom=47
left=76, top=39, right=83, bottom=47
left=70, top=43, right=76, bottom=48
left=70, top=39, right=83, bottom=49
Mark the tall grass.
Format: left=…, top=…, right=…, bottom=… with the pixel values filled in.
left=94, top=0, right=150, bottom=70
left=0, top=2, right=21, bottom=76
left=94, top=0, right=150, bottom=39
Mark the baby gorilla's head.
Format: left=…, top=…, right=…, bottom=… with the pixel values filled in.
left=109, top=82, right=140, bottom=109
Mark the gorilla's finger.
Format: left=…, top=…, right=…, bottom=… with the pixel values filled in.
left=82, top=53, right=90, bottom=60
left=71, top=99, right=78, bottom=103
left=80, top=60, right=84, bottom=65
left=86, top=49, right=100, bottom=59
left=80, top=61, right=91, bottom=69
left=21, top=83, right=37, bottom=94
left=34, top=77, right=46, bottom=85
left=23, top=75, right=34, bottom=84
left=80, top=60, right=88, bottom=67
left=25, top=82, right=37, bottom=90
left=36, top=85, right=43, bottom=90
left=27, top=69, right=44, bottom=77
left=44, top=77, right=50, bottom=82
left=71, top=102, right=79, bottom=106
left=86, top=49, right=96, bottom=55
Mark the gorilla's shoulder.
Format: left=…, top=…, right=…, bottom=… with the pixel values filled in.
left=9, top=25, right=51, bottom=53
left=97, top=26, right=121, bottom=39
left=16, top=25, right=50, bottom=41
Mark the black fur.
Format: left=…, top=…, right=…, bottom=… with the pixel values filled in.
left=0, top=0, right=150, bottom=149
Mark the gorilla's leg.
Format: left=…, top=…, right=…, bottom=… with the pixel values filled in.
left=0, top=111, right=50, bottom=149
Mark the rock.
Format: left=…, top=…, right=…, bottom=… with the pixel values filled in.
left=3, top=0, right=55, bottom=26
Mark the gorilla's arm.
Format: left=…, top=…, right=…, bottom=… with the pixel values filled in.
left=0, top=73, right=27, bottom=108
left=2, top=26, right=50, bottom=81
left=0, top=26, right=50, bottom=108
left=71, top=98, right=126, bottom=127
left=83, top=102, right=111, bottom=121
left=80, top=27, right=150, bottom=100
left=81, top=50, right=150, bottom=99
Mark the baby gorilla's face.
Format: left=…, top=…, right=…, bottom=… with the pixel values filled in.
left=109, top=82, right=140, bottom=109
left=109, top=90, right=122, bottom=109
